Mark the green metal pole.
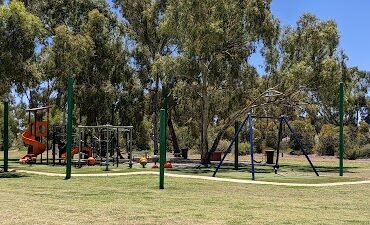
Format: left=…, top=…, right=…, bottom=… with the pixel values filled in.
left=234, top=121, right=239, bottom=170
left=339, top=82, right=344, bottom=176
left=159, top=109, right=166, bottom=189
left=65, top=78, right=74, bottom=179
left=3, top=98, right=9, bottom=172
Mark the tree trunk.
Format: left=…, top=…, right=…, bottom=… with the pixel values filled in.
left=206, top=93, right=276, bottom=162
left=206, top=106, right=253, bottom=162
left=152, top=75, right=160, bottom=155
left=200, top=71, right=209, bottom=164
left=168, top=110, right=180, bottom=153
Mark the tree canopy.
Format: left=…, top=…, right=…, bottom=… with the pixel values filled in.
left=1, top=1, right=369, bottom=160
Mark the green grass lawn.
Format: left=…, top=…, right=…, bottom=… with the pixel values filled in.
left=2, top=150, right=370, bottom=183
left=0, top=173, right=370, bottom=225
left=8, top=163, right=363, bottom=184
left=1, top=151, right=370, bottom=224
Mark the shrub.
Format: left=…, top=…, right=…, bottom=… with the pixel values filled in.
left=359, top=144, right=370, bottom=158
left=253, top=128, right=263, bottom=153
left=344, top=126, right=369, bottom=159
left=176, top=126, right=196, bottom=150
left=345, top=147, right=362, bottom=160
left=315, top=124, right=369, bottom=158
left=314, top=124, right=338, bottom=156
left=359, top=122, right=369, bottom=135
left=344, top=143, right=370, bottom=160
left=265, top=127, right=278, bottom=149
left=217, top=139, right=230, bottom=152
left=223, top=126, right=235, bottom=140
left=253, top=120, right=279, bottom=150
left=289, top=120, right=315, bottom=154
left=237, top=142, right=250, bottom=156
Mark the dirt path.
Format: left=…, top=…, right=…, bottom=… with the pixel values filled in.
left=16, top=170, right=370, bottom=187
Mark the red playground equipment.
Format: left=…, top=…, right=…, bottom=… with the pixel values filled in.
left=20, top=106, right=51, bottom=163
left=19, top=106, right=94, bottom=165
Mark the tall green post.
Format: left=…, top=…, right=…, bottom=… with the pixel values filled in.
left=3, top=98, right=9, bottom=172
left=65, top=78, right=74, bottom=179
left=159, top=109, right=166, bottom=189
left=339, top=82, right=344, bottom=176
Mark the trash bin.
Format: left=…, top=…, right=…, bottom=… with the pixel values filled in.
left=181, top=148, right=189, bottom=160
left=265, top=150, right=274, bottom=164
left=174, top=148, right=181, bottom=157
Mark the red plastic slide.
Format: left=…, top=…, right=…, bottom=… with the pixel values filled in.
left=19, top=131, right=46, bottom=163
left=61, top=146, right=93, bottom=159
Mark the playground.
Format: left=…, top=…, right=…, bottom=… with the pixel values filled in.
left=1, top=1, right=370, bottom=224
left=1, top=118, right=370, bottom=225
left=1, top=81, right=369, bottom=225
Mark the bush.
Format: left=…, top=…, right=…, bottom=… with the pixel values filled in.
left=253, top=120, right=279, bottom=150
left=359, top=122, right=370, bottom=134
left=216, top=140, right=250, bottom=156
left=265, top=126, right=278, bottom=149
left=315, top=124, right=369, bottom=158
left=289, top=120, right=315, bottom=154
left=344, top=126, right=369, bottom=159
left=237, top=142, right=250, bottom=156
left=314, top=124, right=338, bottom=156
left=217, top=139, right=230, bottom=152
left=344, top=144, right=370, bottom=160
left=223, top=126, right=235, bottom=140
left=345, top=147, right=362, bottom=160
left=176, top=126, right=196, bottom=150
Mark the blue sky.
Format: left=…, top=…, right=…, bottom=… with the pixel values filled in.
left=251, top=0, right=370, bottom=72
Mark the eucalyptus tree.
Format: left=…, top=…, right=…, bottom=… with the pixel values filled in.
left=347, top=70, right=370, bottom=125
left=113, top=0, right=173, bottom=154
left=162, top=0, right=279, bottom=163
left=42, top=8, right=130, bottom=125
left=0, top=1, right=45, bottom=96
left=20, top=0, right=113, bottom=34
left=13, top=0, right=115, bottom=104
left=75, top=9, right=130, bottom=125
left=24, top=1, right=130, bottom=126
left=276, top=14, right=366, bottom=128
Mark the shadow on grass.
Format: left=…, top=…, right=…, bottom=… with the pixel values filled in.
left=171, top=162, right=364, bottom=177
left=170, top=165, right=273, bottom=175
left=0, top=172, right=29, bottom=179
left=8, top=158, right=21, bottom=162
left=278, top=163, right=359, bottom=174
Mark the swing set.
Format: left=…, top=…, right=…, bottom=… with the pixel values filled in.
left=212, top=113, right=319, bottom=180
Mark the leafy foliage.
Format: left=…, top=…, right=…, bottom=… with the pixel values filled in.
left=0, top=1, right=369, bottom=160
left=0, top=1, right=45, bottom=95
left=289, top=120, right=315, bottom=154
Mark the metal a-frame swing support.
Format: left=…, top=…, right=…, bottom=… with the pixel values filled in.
left=212, top=113, right=251, bottom=178
left=212, top=114, right=319, bottom=180
left=275, top=116, right=319, bottom=177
